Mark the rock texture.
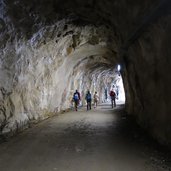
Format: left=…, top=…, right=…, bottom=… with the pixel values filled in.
left=123, top=15, right=171, bottom=146
left=0, top=0, right=171, bottom=147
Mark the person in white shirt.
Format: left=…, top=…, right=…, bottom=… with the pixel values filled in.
left=93, top=92, right=98, bottom=108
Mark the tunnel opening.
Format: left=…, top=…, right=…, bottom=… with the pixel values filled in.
left=110, top=65, right=125, bottom=104
left=66, top=57, right=126, bottom=110
left=67, top=61, right=126, bottom=108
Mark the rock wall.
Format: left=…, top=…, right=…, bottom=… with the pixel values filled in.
left=0, top=15, right=118, bottom=135
left=123, top=15, right=171, bottom=146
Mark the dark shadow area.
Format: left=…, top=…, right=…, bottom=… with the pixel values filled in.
left=112, top=107, right=171, bottom=169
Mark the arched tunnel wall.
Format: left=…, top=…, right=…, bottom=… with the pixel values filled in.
left=0, top=20, right=118, bottom=134
left=123, top=15, right=171, bottom=146
left=0, top=0, right=171, bottom=147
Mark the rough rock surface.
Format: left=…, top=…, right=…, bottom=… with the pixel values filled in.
left=123, top=15, right=171, bottom=146
left=0, top=0, right=171, bottom=147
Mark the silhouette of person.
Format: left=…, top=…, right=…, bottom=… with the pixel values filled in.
left=93, top=91, right=98, bottom=108
left=109, top=89, right=116, bottom=108
left=105, top=88, right=108, bottom=101
left=85, top=90, right=92, bottom=110
left=73, top=90, right=80, bottom=111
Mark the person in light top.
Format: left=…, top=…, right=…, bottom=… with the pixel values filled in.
left=93, top=91, right=99, bottom=108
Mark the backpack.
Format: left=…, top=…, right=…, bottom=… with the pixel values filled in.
left=110, top=91, right=115, bottom=97
left=74, top=93, right=79, bottom=100
left=86, top=93, right=91, bottom=100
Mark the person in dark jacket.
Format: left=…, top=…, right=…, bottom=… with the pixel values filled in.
left=85, top=90, right=92, bottom=110
left=109, top=89, right=116, bottom=108
left=73, top=90, right=81, bottom=111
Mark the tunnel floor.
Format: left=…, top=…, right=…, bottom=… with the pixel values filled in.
left=0, top=104, right=171, bottom=171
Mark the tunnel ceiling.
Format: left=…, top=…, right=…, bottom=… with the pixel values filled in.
left=0, top=0, right=166, bottom=67
left=1, top=0, right=169, bottom=73
left=2, top=0, right=161, bottom=35
left=0, top=0, right=164, bottom=85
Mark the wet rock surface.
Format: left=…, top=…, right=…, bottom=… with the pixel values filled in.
left=0, top=104, right=170, bottom=171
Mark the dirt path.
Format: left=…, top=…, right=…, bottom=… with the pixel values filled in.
left=0, top=104, right=170, bottom=171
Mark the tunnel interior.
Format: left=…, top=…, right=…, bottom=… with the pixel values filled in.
left=0, top=0, right=171, bottom=148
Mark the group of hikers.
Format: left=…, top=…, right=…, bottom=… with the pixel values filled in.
left=72, top=89, right=116, bottom=111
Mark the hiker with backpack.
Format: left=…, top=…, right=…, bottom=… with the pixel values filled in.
left=85, top=90, right=92, bottom=110
left=110, top=89, right=116, bottom=108
left=73, top=90, right=81, bottom=111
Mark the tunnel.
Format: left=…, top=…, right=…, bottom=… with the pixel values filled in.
left=0, top=0, right=171, bottom=170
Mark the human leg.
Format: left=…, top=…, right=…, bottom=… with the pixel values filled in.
left=94, top=99, right=97, bottom=108
left=87, top=101, right=89, bottom=110
left=114, top=98, right=116, bottom=107
left=75, top=100, right=78, bottom=111
left=87, top=100, right=91, bottom=110
left=74, top=101, right=77, bottom=111
left=111, top=99, right=114, bottom=108
left=89, top=101, right=91, bottom=110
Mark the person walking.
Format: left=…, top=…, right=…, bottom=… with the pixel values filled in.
left=110, top=89, right=116, bottom=108
left=73, top=90, right=81, bottom=111
left=105, top=88, right=108, bottom=102
left=85, top=90, right=92, bottom=110
left=93, top=91, right=98, bottom=108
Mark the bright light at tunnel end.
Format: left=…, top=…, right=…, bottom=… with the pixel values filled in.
left=117, top=64, right=121, bottom=72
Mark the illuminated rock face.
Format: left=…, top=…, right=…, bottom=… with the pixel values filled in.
left=0, top=16, right=118, bottom=134
left=0, top=0, right=171, bottom=147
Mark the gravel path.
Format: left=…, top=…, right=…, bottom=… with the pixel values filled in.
left=0, top=104, right=170, bottom=171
